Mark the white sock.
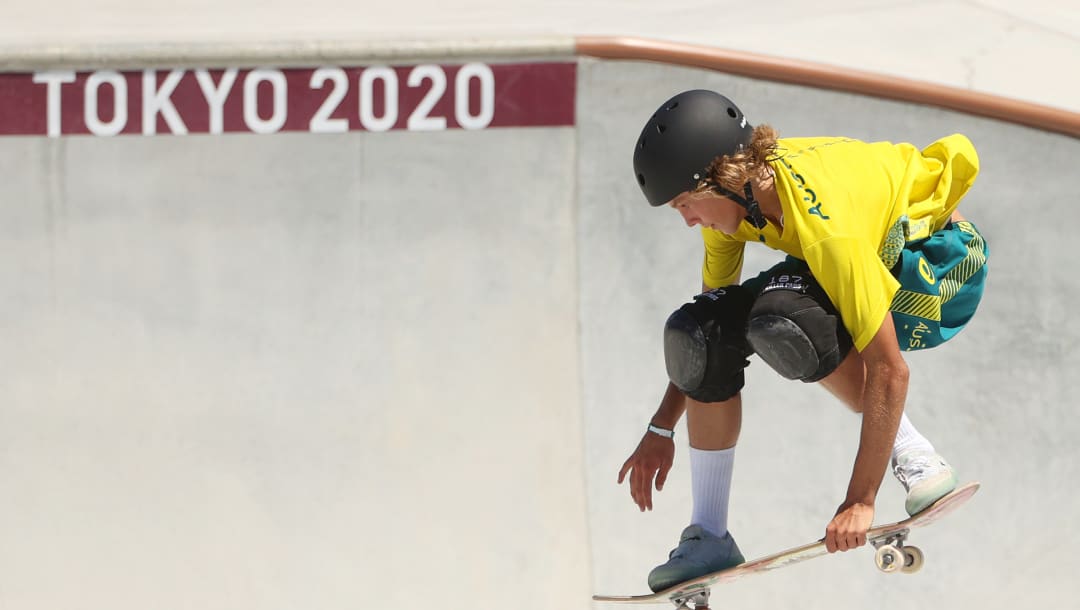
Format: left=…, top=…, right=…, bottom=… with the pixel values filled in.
left=892, top=412, right=935, bottom=459
left=689, top=446, right=735, bottom=537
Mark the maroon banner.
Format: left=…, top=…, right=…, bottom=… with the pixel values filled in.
left=0, top=62, right=576, bottom=136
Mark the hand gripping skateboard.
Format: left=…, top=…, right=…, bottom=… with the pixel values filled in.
left=593, top=482, right=979, bottom=609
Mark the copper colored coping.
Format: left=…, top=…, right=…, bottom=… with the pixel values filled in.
left=576, top=36, right=1080, bottom=139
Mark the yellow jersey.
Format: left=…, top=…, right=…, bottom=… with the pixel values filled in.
left=701, top=134, right=979, bottom=351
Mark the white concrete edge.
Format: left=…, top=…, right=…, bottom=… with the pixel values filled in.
left=0, top=36, right=578, bottom=70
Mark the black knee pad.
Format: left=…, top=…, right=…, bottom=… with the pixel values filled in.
left=747, top=274, right=853, bottom=382
left=664, top=287, right=754, bottom=403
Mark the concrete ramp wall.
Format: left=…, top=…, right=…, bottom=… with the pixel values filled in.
left=0, top=64, right=589, bottom=610
left=1, top=50, right=1078, bottom=610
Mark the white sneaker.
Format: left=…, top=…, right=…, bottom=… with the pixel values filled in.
left=892, top=451, right=959, bottom=516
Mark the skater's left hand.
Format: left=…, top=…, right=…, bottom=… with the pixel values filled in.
left=825, top=502, right=874, bottom=553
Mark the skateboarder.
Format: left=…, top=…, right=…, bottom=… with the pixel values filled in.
left=618, top=90, right=989, bottom=592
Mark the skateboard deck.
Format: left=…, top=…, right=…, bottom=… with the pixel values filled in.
left=594, top=481, right=979, bottom=608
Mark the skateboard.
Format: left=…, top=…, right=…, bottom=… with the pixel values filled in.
left=593, top=481, right=979, bottom=609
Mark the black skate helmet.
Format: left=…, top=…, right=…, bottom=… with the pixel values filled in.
left=633, top=90, right=764, bottom=228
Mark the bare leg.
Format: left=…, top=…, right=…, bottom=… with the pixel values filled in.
left=818, top=349, right=866, bottom=413
left=686, top=393, right=741, bottom=449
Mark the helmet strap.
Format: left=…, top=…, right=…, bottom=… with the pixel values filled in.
left=718, top=182, right=768, bottom=230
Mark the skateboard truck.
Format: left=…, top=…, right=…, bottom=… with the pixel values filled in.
left=869, top=527, right=925, bottom=574
left=671, top=590, right=710, bottom=610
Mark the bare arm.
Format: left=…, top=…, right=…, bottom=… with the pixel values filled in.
left=825, top=313, right=909, bottom=552
left=651, top=380, right=690, bottom=430
left=618, top=382, right=687, bottom=511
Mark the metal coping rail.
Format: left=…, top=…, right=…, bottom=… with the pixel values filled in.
left=575, top=36, right=1080, bottom=139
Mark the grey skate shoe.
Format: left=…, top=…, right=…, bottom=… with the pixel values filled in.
left=893, top=451, right=959, bottom=516
left=647, top=525, right=745, bottom=593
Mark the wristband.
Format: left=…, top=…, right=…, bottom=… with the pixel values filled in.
left=647, top=423, right=675, bottom=439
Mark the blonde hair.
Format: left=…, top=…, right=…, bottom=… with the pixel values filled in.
left=696, top=124, right=780, bottom=194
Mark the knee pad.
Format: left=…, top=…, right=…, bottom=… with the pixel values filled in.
left=664, top=287, right=754, bottom=403
left=746, top=274, right=853, bottom=382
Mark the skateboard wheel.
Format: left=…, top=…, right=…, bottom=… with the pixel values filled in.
left=874, top=544, right=902, bottom=573
left=901, top=546, right=924, bottom=574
